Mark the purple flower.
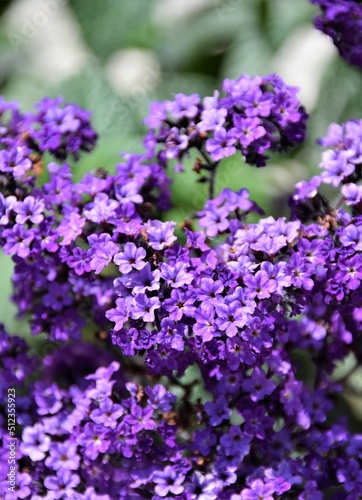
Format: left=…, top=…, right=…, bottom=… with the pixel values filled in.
left=160, top=261, right=194, bottom=288
left=287, top=254, right=314, bottom=290
left=197, top=205, right=229, bottom=238
left=43, top=282, right=73, bottom=311
left=191, top=428, right=217, bottom=456
left=312, top=0, right=362, bottom=68
left=156, top=318, right=187, bottom=351
left=233, top=116, right=266, bottom=148
left=67, top=247, right=91, bottom=275
left=76, top=422, right=110, bottom=459
left=204, top=395, right=231, bottom=426
left=162, top=289, right=196, bottom=321
left=90, top=397, right=124, bottom=428
left=152, top=465, right=185, bottom=497
left=125, top=404, right=155, bottom=433
left=44, top=470, right=80, bottom=499
left=167, top=93, right=200, bottom=120
left=106, top=298, right=129, bottom=331
left=240, top=86, right=273, bottom=117
left=13, top=196, right=45, bottom=225
left=242, top=406, right=274, bottom=440
left=45, top=441, right=80, bottom=470
left=342, top=182, right=362, bottom=205
left=194, top=306, right=216, bottom=342
left=144, top=385, right=176, bottom=412
left=21, top=423, right=51, bottom=461
left=121, top=263, right=160, bottom=294
left=30, top=96, right=97, bottom=159
left=34, top=382, right=63, bottom=415
left=88, top=233, right=119, bottom=274
left=144, top=101, right=168, bottom=128
left=226, top=337, right=256, bottom=369
left=0, top=146, right=32, bottom=177
left=339, top=224, right=362, bottom=251
left=5, top=472, right=32, bottom=499
left=243, top=270, right=278, bottom=299
left=239, top=479, right=275, bottom=500
left=319, top=149, right=355, bottom=187
left=187, top=471, right=220, bottom=499
left=83, top=192, right=119, bottom=223
left=250, top=233, right=287, bottom=255
left=165, top=127, right=189, bottom=159
left=0, top=193, right=16, bottom=225
left=2, top=224, right=34, bottom=258
left=197, top=278, right=224, bottom=306
left=114, top=242, right=147, bottom=274
left=293, top=176, right=322, bottom=201
left=131, top=294, right=161, bottom=322
left=206, top=128, right=236, bottom=161
left=242, top=368, right=276, bottom=402
left=215, top=301, right=248, bottom=337
left=198, top=107, right=227, bottom=132
left=146, top=220, right=177, bottom=250
left=58, top=212, right=85, bottom=246
left=298, top=480, right=323, bottom=500
left=219, top=425, right=251, bottom=458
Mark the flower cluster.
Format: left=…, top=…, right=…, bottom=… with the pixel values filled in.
left=0, top=99, right=171, bottom=340
left=26, top=97, right=98, bottom=161
left=144, top=74, right=307, bottom=192
left=0, top=66, right=362, bottom=498
left=311, top=0, right=362, bottom=68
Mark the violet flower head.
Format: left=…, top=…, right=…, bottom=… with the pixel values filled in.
left=311, top=0, right=362, bottom=68
left=29, top=96, right=97, bottom=159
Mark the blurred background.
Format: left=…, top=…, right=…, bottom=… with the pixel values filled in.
left=2, top=0, right=362, bottom=215
left=1, top=0, right=362, bottom=362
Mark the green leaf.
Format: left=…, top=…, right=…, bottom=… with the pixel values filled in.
left=157, top=4, right=246, bottom=75
left=68, top=0, right=156, bottom=61
left=267, top=0, right=316, bottom=50
left=52, top=64, right=140, bottom=135
left=72, top=133, right=145, bottom=182
left=0, top=254, right=28, bottom=338
left=220, top=4, right=274, bottom=79
left=2, top=72, right=48, bottom=110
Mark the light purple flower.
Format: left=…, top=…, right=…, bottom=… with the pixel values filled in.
left=146, top=220, right=177, bottom=250
left=21, top=423, right=51, bottom=461
left=167, top=93, right=200, bottom=120
left=90, top=397, right=124, bottom=428
left=44, top=470, right=80, bottom=499
left=83, top=192, right=119, bottom=223
left=13, top=196, right=45, bottom=225
left=126, top=404, right=155, bottom=433
left=239, top=479, right=275, bottom=500
left=58, top=212, right=85, bottom=246
left=45, top=441, right=80, bottom=470
left=159, top=261, right=193, bottom=288
left=76, top=422, right=110, bottom=459
left=198, top=108, right=227, bottom=132
left=2, top=224, right=34, bottom=258
left=114, top=242, right=147, bottom=274
left=131, top=294, right=161, bottom=322
left=152, top=466, right=185, bottom=497
left=206, top=128, right=236, bottom=161
left=0, top=193, right=16, bottom=225
left=342, top=182, right=362, bottom=205
left=233, top=116, right=266, bottom=147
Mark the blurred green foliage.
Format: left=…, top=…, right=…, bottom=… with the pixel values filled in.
left=2, top=0, right=362, bottom=216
